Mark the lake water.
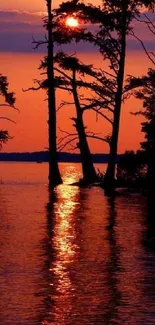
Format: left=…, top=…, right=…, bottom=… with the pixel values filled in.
left=0, top=162, right=155, bottom=325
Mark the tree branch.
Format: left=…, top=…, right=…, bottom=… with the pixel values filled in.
left=0, top=117, right=16, bottom=124
left=32, top=36, right=48, bottom=50
left=129, top=30, right=155, bottom=65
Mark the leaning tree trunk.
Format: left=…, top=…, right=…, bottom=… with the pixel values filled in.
left=104, top=6, right=127, bottom=193
left=46, top=0, right=62, bottom=187
left=72, top=70, right=97, bottom=184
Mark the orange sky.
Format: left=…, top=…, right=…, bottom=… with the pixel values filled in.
left=0, top=0, right=46, bottom=12
left=0, top=51, right=151, bottom=154
left=0, top=0, right=102, bottom=12
left=0, top=0, right=154, bottom=153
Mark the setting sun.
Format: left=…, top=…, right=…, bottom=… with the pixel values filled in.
left=66, top=16, right=79, bottom=28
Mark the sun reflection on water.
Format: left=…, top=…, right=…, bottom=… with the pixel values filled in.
left=45, top=167, right=80, bottom=324
left=52, top=184, right=79, bottom=293
left=55, top=189, right=78, bottom=259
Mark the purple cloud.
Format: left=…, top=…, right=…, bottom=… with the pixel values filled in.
left=0, top=10, right=154, bottom=54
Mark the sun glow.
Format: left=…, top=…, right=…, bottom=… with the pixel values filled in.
left=66, top=16, right=79, bottom=28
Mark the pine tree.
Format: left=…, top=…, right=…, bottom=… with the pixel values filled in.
left=56, top=0, right=154, bottom=193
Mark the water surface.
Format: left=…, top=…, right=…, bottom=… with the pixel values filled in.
left=0, top=162, right=155, bottom=325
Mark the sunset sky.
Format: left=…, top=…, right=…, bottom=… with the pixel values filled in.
left=0, top=1, right=154, bottom=153
left=0, top=1, right=102, bottom=12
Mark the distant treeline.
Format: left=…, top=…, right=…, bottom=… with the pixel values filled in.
left=0, top=151, right=123, bottom=163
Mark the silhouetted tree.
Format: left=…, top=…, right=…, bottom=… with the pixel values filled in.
left=32, top=1, right=88, bottom=186
left=117, top=150, right=146, bottom=187
left=0, top=73, right=16, bottom=149
left=55, top=52, right=113, bottom=183
left=38, top=52, right=112, bottom=183
left=56, top=0, right=154, bottom=193
left=57, top=54, right=97, bottom=183
left=0, top=130, right=10, bottom=149
left=133, top=69, right=155, bottom=194
left=96, top=0, right=154, bottom=192
left=44, top=0, right=62, bottom=187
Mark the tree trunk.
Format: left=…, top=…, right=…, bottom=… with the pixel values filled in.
left=104, top=5, right=127, bottom=193
left=72, top=70, right=97, bottom=183
left=46, top=0, right=62, bottom=187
